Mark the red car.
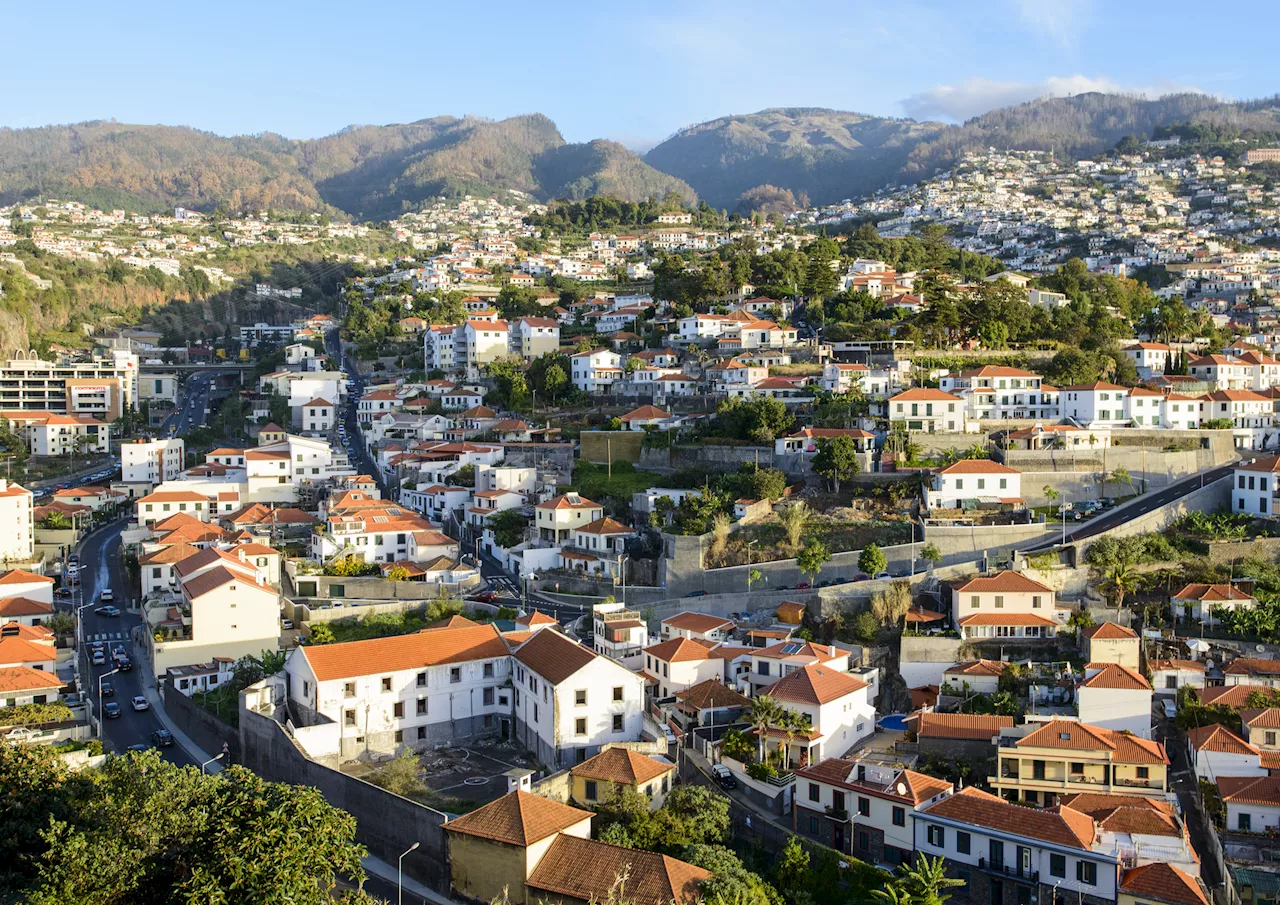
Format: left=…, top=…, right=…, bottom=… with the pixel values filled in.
left=796, top=582, right=811, bottom=590
left=471, top=590, right=499, bottom=603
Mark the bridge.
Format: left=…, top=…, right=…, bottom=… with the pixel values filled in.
left=139, top=363, right=256, bottom=374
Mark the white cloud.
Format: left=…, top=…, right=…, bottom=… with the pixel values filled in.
left=899, top=75, right=1197, bottom=123
left=1010, top=0, right=1095, bottom=47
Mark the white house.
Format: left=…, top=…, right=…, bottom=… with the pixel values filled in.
left=924, top=460, right=1021, bottom=510
left=512, top=628, right=647, bottom=768
left=1233, top=455, right=1280, bottom=516
left=1187, top=724, right=1269, bottom=781
left=1151, top=658, right=1207, bottom=696
left=121, top=437, right=186, bottom=491
left=1219, top=775, right=1280, bottom=834
left=938, top=366, right=1060, bottom=421
left=661, top=612, right=735, bottom=643
left=951, top=571, right=1058, bottom=642
left=297, top=397, right=335, bottom=433
left=0, top=481, right=34, bottom=563
left=570, top=349, right=623, bottom=394
left=887, top=389, right=967, bottom=433
left=761, top=663, right=876, bottom=767
left=643, top=637, right=726, bottom=698
left=1077, top=662, right=1154, bottom=736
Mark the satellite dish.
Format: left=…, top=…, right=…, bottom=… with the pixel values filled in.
left=896, top=782, right=907, bottom=795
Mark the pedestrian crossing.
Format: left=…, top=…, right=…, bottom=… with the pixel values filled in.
left=87, top=631, right=127, bottom=642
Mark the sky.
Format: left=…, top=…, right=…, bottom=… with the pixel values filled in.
left=3, top=0, right=1279, bottom=152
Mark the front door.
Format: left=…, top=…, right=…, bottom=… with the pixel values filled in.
left=833, top=823, right=845, bottom=853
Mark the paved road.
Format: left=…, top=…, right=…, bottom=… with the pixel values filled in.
left=324, top=328, right=380, bottom=483
left=160, top=369, right=238, bottom=436
left=72, top=520, right=197, bottom=767
left=1021, top=464, right=1234, bottom=552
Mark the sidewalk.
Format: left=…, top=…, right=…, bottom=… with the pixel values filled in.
left=138, top=661, right=224, bottom=774
left=362, top=855, right=449, bottom=905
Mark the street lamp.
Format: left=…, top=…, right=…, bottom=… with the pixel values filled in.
left=200, top=751, right=225, bottom=775
left=97, top=668, right=119, bottom=725
left=398, top=841, right=420, bottom=905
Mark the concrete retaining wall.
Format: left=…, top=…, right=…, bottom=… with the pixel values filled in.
left=239, top=706, right=449, bottom=893
left=1072, top=476, right=1232, bottom=555
left=163, top=684, right=241, bottom=763
left=579, top=431, right=645, bottom=465
left=899, top=637, right=965, bottom=689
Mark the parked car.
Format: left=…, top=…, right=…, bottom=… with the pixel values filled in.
left=873, top=571, right=892, bottom=580
left=126, top=743, right=151, bottom=753
left=281, top=618, right=294, bottom=631
left=796, top=582, right=811, bottom=590
left=684, top=590, right=707, bottom=597
left=151, top=729, right=174, bottom=747
left=853, top=573, right=871, bottom=582
left=711, top=763, right=738, bottom=790
left=103, top=702, right=121, bottom=719
left=1162, top=699, right=1177, bottom=720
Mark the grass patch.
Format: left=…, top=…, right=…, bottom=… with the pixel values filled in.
left=566, top=461, right=665, bottom=504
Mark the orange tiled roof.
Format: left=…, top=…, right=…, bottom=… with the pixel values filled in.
left=444, top=790, right=591, bottom=845
left=953, top=571, right=1053, bottom=594
left=1120, top=863, right=1209, bottom=905
left=302, top=624, right=509, bottom=682
left=526, top=834, right=710, bottom=905
left=764, top=663, right=867, bottom=706
left=922, top=787, right=1094, bottom=849
left=914, top=712, right=1013, bottom=740
left=570, top=748, right=673, bottom=785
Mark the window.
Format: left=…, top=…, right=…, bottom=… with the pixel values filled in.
left=1070, top=762, right=1083, bottom=774
left=417, top=672, right=427, bottom=688
left=612, top=714, right=624, bottom=732
left=575, top=718, right=587, bottom=736
left=344, top=682, right=356, bottom=698
left=533, top=703, right=539, bottom=722
left=1268, top=731, right=1277, bottom=746
left=1032, top=595, right=1041, bottom=609
left=1076, top=862, right=1096, bottom=885
left=994, top=595, right=1004, bottom=609
left=892, top=806, right=905, bottom=827
left=1049, top=854, right=1065, bottom=878
left=417, top=726, right=427, bottom=740
left=483, top=688, right=494, bottom=706
left=450, top=667, right=461, bottom=684
left=584, top=780, right=598, bottom=800
left=344, top=709, right=356, bottom=726
left=576, top=689, right=587, bottom=705
left=757, top=662, right=770, bottom=675
left=417, top=698, right=427, bottom=715
left=956, top=831, right=970, bottom=854
left=1240, top=813, right=1252, bottom=831
left=483, top=662, right=494, bottom=678
left=381, top=677, right=392, bottom=692
left=1137, top=767, right=1149, bottom=779
left=927, top=825, right=944, bottom=847
left=393, top=702, right=404, bottom=718
left=394, top=729, right=403, bottom=743
left=613, top=686, right=624, bottom=702
left=808, top=783, right=820, bottom=802
left=858, top=797, right=870, bottom=817
left=810, top=816, right=820, bottom=833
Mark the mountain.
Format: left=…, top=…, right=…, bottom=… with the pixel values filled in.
left=0, top=115, right=693, bottom=219
left=646, top=94, right=1280, bottom=213
left=644, top=107, right=947, bottom=211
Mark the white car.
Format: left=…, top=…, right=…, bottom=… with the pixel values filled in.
left=131, top=696, right=149, bottom=712
left=100, top=589, right=114, bottom=602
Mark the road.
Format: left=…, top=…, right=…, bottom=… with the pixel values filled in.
left=324, top=328, right=381, bottom=484
left=160, top=368, right=239, bottom=436
left=1021, top=464, right=1234, bottom=552
left=72, top=520, right=198, bottom=767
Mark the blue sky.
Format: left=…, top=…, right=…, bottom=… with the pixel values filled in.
left=4, top=0, right=1279, bottom=151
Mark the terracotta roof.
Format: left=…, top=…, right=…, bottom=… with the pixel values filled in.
left=795, top=759, right=952, bottom=805
left=1153, top=659, right=1206, bottom=672
left=914, top=712, right=1013, bottom=740
left=921, top=787, right=1094, bottom=849
left=1243, top=707, right=1280, bottom=729
left=620, top=405, right=671, bottom=422
left=183, top=565, right=272, bottom=602
left=301, top=624, right=508, bottom=682
left=1084, top=622, right=1139, bottom=640
left=662, top=611, right=734, bottom=633
left=952, top=571, right=1052, bottom=594
left=513, top=628, right=597, bottom=684
left=1187, top=723, right=1258, bottom=756
left=536, top=493, right=601, bottom=511
left=945, top=659, right=1006, bottom=678
left=526, top=834, right=710, bottom=905
left=0, top=570, right=52, bottom=586
left=1016, top=719, right=1167, bottom=764
left=644, top=637, right=717, bottom=663
left=1223, top=657, right=1280, bottom=676
left=576, top=516, right=633, bottom=536
left=1120, top=863, right=1209, bottom=905
left=890, top=388, right=961, bottom=402
left=764, top=663, right=868, bottom=706
left=515, top=611, right=557, bottom=628
left=1197, top=685, right=1273, bottom=710
left=1238, top=455, right=1280, bottom=473
left=0, top=637, right=55, bottom=664
left=958, top=613, right=1057, bottom=627
left=1080, top=662, right=1152, bottom=691
left=0, top=597, right=52, bottom=618
left=424, top=615, right=480, bottom=630
left=0, top=665, right=64, bottom=693
left=937, top=459, right=1020, bottom=475
left=674, top=679, right=752, bottom=712
left=0, top=622, right=52, bottom=643
left=443, top=790, right=591, bottom=845
left=1218, top=775, right=1280, bottom=807
left=139, top=543, right=203, bottom=566
left=1173, top=583, right=1254, bottom=602
left=571, top=748, right=673, bottom=786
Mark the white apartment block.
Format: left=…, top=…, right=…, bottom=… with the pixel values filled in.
left=887, top=389, right=968, bottom=433
left=0, top=410, right=111, bottom=456
left=938, top=367, right=1060, bottom=421
left=424, top=325, right=457, bottom=371
left=570, top=349, right=623, bottom=393
left=514, top=317, right=560, bottom=359
left=924, top=460, right=1021, bottom=510
left=821, top=363, right=900, bottom=397
left=0, top=350, right=138, bottom=419
left=457, top=319, right=511, bottom=374
left=0, top=481, right=34, bottom=563
left=1234, top=455, right=1280, bottom=516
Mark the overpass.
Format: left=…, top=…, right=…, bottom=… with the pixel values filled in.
left=139, top=363, right=256, bottom=374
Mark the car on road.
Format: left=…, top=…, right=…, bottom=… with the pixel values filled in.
left=1162, top=699, right=1177, bottom=719
left=55, top=587, right=73, bottom=599
left=684, top=590, right=707, bottom=597
left=853, top=573, right=871, bottom=582
left=103, top=702, right=121, bottom=719
left=873, top=571, right=892, bottom=580
left=711, top=764, right=738, bottom=790
left=126, top=743, right=152, bottom=753
left=100, top=681, right=114, bottom=698
left=113, top=653, right=132, bottom=671
left=131, top=696, right=149, bottom=712
left=151, top=729, right=175, bottom=747
left=100, top=589, right=114, bottom=602
left=95, top=605, right=121, bottom=617
left=796, top=582, right=811, bottom=590
left=91, top=650, right=106, bottom=666
left=470, top=590, right=499, bottom=603
left=90, top=640, right=105, bottom=652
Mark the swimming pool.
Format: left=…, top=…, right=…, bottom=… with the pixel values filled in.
left=877, top=714, right=909, bottom=731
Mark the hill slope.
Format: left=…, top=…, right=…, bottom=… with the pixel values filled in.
left=0, top=116, right=693, bottom=218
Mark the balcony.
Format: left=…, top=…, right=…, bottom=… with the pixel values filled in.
left=825, top=806, right=849, bottom=822
left=977, top=858, right=1038, bottom=883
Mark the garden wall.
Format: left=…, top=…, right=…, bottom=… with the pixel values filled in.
left=163, top=683, right=241, bottom=764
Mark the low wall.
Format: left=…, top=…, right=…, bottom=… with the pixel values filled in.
left=579, top=431, right=645, bottom=465
left=239, top=705, right=449, bottom=893
left=163, top=684, right=241, bottom=764
left=288, top=573, right=482, bottom=601
left=922, top=522, right=1057, bottom=564
left=899, top=637, right=965, bottom=689
left=531, top=768, right=573, bottom=804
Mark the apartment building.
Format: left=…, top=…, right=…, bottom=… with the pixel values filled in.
left=569, top=349, right=623, bottom=393
left=457, top=319, right=510, bottom=374
left=1232, top=455, right=1280, bottom=516
left=1061, top=382, right=1133, bottom=428
left=297, top=398, right=335, bottom=433
left=0, top=481, right=34, bottom=563
left=950, top=571, right=1058, bottom=641
left=284, top=622, right=513, bottom=757
left=534, top=492, right=603, bottom=543
left=1077, top=663, right=1154, bottom=737
left=990, top=719, right=1168, bottom=807
left=514, top=317, right=560, bottom=359
left=0, top=350, right=138, bottom=419
left=0, top=410, right=111, bottom=456
left=821, top=362, right=900, bottom=397
left=938, top=367, right=1060, bottom=421
left=121, top=437, right=186, bottom=492
left=793, top=759, right=953, bottom=865
left=423, top=325, right=457, bottom=371
left=1204, top=390, right=1272, bottom=429
left=643, top=638, right=726, bottom=698
left=741, top=640, right=852, bottom=697
left=591, top=601, right=647, bottom=669
left=512, top=628, right=647, bottom=768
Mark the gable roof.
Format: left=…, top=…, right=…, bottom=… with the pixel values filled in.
left=526, top=834, right=710, bottom=905
left=513, top=628, right=598, bottom=684
left=921, top=787, right=1094, bottom=849
left=674, top=679, right=752, bottom=712
left=0, top=596, right=53, bottom=618
left=952, top=571, right=1052, bottom=594
left=570, top=748, right=673, bottom=786
left=662, top=611, right=735, bottom=633
left=1218, top=775, right=1280, bottom=807
left=1187, top=723, right=1258, bottom=756
left=1084, top=622, right=1139, bottom=640
left=914, top=712, right=1013, bottom=741
left=644, top=637, right=716, bottom=663
left=764, top=663, right=868, bottom=706
left=1080, top=662, right=1152, bottom=691
left=1120, top=863, right=1209, bottom=905
left=937, top=460, right=1020, bottom=476
left=1017, top=719, right=1167, bottom=764
left=443, top=790, right=591, bottom=845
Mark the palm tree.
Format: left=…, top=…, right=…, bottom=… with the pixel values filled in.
left=778, top=708, right=813, bottom=769
left=748, top=695, right=781, bottom=762
left=1101, top=561, right=1139, bottom=609
left=899, top=854, right=966, bottom=905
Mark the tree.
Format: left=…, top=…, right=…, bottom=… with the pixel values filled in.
left=919, top=542, right=942, bottom=570
left=543, top=363, right=567, bottom=401
left=489, top=508, right=529, bottom=549
left=777, top=502, right=809, bottom=549
left=748, top=695, right=781, bottom=762
left=897, top=854, right=966, bottom=905
left=777, top=708, right=814, bottom=768
left=871, top=581, right=913, bottom=629
left=859, top=543, right=888, bottom=576
left=683, top=844, right=783, bottom=905
left=1110, top=466, right=1134, bottom=496
left=307, top=623, right=335, bottom=644
left=370, top=748, right=427, bottom=798
left=1100, top=560, right=1139, bottom=609
left=772, top=836, right=811, bottom=905
left=797, top=539, right=831, bottom=587
left=1, top=744, right=373, bottom=904
left=811, top=436, right=861, bottom=492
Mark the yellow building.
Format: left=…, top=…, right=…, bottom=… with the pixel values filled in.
left=444, top=790, right=593, bottom=905
left=1083, top=621, right=1141, bottom=669
left=570, top=747, right=676, bottom=810
left=991, top=718, right=1169, bottom=807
